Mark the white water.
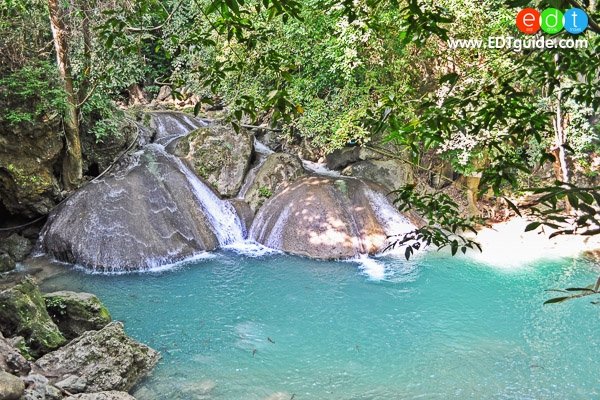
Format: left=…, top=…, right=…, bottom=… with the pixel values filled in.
left=302, top=159, right=342, bottom=177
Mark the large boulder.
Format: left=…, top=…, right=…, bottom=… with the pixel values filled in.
left=0, top=116, right=62, bottom=218
left=36, top=322, right=160, bottom=393
left=342, top=159, right=414, bottom=192
left=0, top=370, right=25, bottom=400
left=173, top=124, right=253, bottom=198
left=243, top=153, right=305, bottom=213
left=0, top=276, right=66, bottom=358
left=249, top=176, right=415, bottom=259
left=39, top=145, right=243, bottom=271
left=44, top=291, right=111, bottom=340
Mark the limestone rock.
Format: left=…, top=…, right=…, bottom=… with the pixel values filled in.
left=0, top=332, right=31, bottom=375
left=36, top=322, right=160, bottom=393
left=0, top=276, right=66, bottom=358
left=173, top=125, right=253, bottom=198
left=342, top=159, right=414, bottom=192
left=0, top=254, right=15, bottom=273
left=44, top=291, right=111, bottom=340
left=0, top=234, right=32, bottom=262
left=39, top=145, right=227, bottom=271
left=249, top=176, right=414, bottom=259
left=0, top=112, right=62, bottom=218
left=244, top=153, right=305, bottom=212
left=21, top=373, right=62, bottom=400
left=0, top=371, right=25, bottom=400
left=64, top=392, right=136, bottom=400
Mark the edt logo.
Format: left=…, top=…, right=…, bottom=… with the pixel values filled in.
left=517, top=8, right=589, bottom=35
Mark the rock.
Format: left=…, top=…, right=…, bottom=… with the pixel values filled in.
left=249, top=176, right=415, bottom=259
left=146, top=111, right=208, bottom=144
left=55, top=375, right=87, bottom=394
left=81, top=119, right=138, bottom=176
left=0, top=371, right=25, bottom=400
left=155, top=85, right=172, bottom=102
left=227, top=199, right=254, bottom=236
left=21, top=374, right=62, bottom=400
left=0, top=109, right=62, bottom=218
left=0, top=254, right=15, bottom=273
left=342, top=159, right=414, bottom=192
left=44, top=291, right=111, bottom=340
left=244, top=153, right=305, bottom=212
left=0, top=333, right=31, bottom=375
left=325, top=147, right=360, bottom=170
left=39, top=145, right=237, bottom=271
left=0, top=276, right=66, bottom=358
left=173, top=124, right=253, bottom=197
left=0, top=234, right=32, bottom=262
left=64, top=392, right=136, bottom=400
left=36, top=322, right=160, bottom=393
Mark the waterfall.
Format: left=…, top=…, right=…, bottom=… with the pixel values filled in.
left=166, top=148, right=245, bottom=245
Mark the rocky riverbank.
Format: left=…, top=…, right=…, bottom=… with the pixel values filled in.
left=0, top=275, right=159, bottom=400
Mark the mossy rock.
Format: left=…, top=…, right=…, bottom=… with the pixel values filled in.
left=0, top=276, right=66, bottom=358
left=173, top=124, right=253, bottom=198
left=44, top=291, right=112, bottom=340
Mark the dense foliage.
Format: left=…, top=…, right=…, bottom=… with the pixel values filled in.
left=1, top=0, right=599, bottom=256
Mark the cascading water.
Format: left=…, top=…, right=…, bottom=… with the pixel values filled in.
left=169, top=151, right=244, bottom=245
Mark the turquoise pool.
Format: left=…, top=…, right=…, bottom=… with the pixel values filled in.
left=41, top=250, right=600, bottom=399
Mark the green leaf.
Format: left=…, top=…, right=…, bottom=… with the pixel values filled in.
left=543, top=296, right=571, bottom=305
left=193, top=102, right=201, bottom=117
left=524, top=222, right=541, bottom=232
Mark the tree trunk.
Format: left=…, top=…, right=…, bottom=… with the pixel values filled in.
left=48, top=0, right=82, bottom=190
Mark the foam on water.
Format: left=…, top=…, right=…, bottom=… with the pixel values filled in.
left=222, top=240, right=283, bottom=258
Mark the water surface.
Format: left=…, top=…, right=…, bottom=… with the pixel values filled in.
left=41, top=251, right=600, bottom=400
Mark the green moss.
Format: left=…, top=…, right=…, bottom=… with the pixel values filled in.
left=0, top=276, right=66, bottom=357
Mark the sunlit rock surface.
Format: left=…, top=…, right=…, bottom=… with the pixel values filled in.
left=39, top=145, right=243, bottom=272
left=249, top=176, right=415, bottom=259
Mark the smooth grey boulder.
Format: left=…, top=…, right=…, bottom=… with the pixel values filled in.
left=0, top=276, right=66, bottom=358
left=243, top=153, right=305, bottom=212
left=44, top=291, right=111, bottom=340
left=65, top=392, right=136, bottom=400
left=0, top=371, right=25, bottom=400
left=173, top=124, right=253, bottom=198
left=249, top=176, right=415, bottom=259
left=36, top=322, right=160, bottom=393
left=39, top=145, right=225, bottom=271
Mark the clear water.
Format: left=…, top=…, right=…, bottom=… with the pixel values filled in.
left=40, top=251, right=600, bottom=400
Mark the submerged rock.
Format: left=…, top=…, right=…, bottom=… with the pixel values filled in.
left=249, top=176, right=414, bottom=259
left=44, top=291, right=111, bottom=340
left=39, top=145, right=243, bottom=271
left=243, top=153, right=305, bottom=212
left=36, top=322, right=160, bottom=393
left=0, top=276, right=66, bottom=358
left=0, top=370, right=25, bottom=400
left=173, top=124, right=253, bottom=198
left=64, top=392, right=136, bottom=400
